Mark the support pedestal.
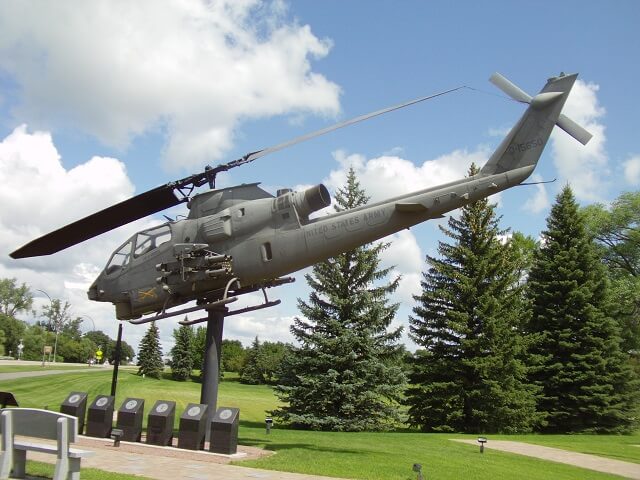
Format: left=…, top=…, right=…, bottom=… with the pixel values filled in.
left=200, top=307, right=225, bottom=442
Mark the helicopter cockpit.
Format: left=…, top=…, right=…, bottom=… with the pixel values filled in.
left=105, top=224, right=172, bottom=275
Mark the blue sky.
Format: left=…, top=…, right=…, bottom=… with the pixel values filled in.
left=1, top=0, right=638, bottom=352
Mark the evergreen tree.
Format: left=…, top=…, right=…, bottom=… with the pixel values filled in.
left=527, top=186, right=639, bottom=433
left=170, top=324, right=193, bottom=381
left=240, top=336, right=265, bottom=384
left=137, top=322, right=164, bottom=379
left=191, top=325, right=206, bottom=377
left=407, top=164, right=540, bottom=434
left=273, top=168, right=406, bottom=431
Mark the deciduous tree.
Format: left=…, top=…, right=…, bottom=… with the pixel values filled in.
left=583, top=191, right=640, bottom=353
left=0, top=278, right=33, bottom=317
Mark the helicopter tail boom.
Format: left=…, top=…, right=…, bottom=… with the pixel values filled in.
left=480, top=72, right=588, bottom=177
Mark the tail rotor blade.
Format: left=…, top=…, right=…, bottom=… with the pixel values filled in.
left=489, top=72, right=532, bottom=103
left=491, top=72, right=592, bottom=146
left=557, top=113, right=593, bottom=145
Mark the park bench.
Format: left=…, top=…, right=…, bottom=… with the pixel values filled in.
left=0, top=408, right=94, bottom=480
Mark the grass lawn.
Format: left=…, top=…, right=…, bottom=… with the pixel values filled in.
left=3, top=367, right=638, bottom=480
left=25, top=461, right=153, bottom=480
left=239, top=428, right=631, bottom=480
left=0, top=364, right=95, bottom=373
left=2, top=367, right=278, bottom=429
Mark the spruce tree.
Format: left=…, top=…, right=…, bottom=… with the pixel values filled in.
left=407, top=164, right=540, bottom=433
left=527, top=186, right=639, bottom=433
left=170, top=324, right=193, bottom=381
left=191, top=325, right=206, bottom=379
left=273, top=168, right=406, bottom=431
left=137, top=322, right=164, bottom=379
left=240, top=336, right=266, bottom=384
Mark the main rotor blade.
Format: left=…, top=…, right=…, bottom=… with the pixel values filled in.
left=10, top=185, right=181, bottom=258
left=232, top=86, right=466, bottom=167
left=11, top=85, right=464, bottom=259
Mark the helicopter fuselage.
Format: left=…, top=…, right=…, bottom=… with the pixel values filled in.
left=13, top=71, right=585, bottom=323
left=88, top=164, right=533, bottom=320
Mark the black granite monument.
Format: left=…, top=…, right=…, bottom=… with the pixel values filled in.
left=209, top=407, right=239, bottom=454
left=178, top=403, right=208, bottom=450
left=60, top=391, right=88, bottom=434
left=146, top=400, right=176, bottom=446
left=86, top=394, right=115, bottom=438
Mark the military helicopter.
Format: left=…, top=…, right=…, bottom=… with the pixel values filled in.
left=10, top=72, right=591, bottom=326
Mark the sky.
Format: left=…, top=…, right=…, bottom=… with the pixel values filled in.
left=1, top=0, right=639, bottom=356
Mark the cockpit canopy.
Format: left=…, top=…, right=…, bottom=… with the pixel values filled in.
left=105, top=224, right=172, bottom=275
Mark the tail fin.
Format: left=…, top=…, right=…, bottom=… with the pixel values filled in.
left=480, top=72, right=591, bottom=176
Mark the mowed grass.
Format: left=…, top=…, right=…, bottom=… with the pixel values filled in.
left=2, top=366, right=639, bottom=480
left=2, top=367, right=278, bottom=429
left=239, top=428, right=632, bottom=480
left=0, top=364, right=94, bottom=373
left=25, top=461, right=153, bottom=480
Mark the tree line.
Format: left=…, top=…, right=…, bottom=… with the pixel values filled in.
left=0, top=280, right=134, bottom=364
left=4, top=165, right=639, bottom=434
left=274, top=167, right=638, bottom=434
left=136, top=319, right=292, bottom=383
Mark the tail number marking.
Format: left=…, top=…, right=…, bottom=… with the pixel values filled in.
left=507, top=137, right=543, bottom=154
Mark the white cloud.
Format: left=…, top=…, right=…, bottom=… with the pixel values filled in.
left=326, top=147, right=489, bottom=202
left=623, top=155, right=640, bottom=185
left=522, top=174, right=550, bottom=214
left=0, top=0, right=340, bottom=171
left=551, top=79, right=608, bottom=201
left=378, top=230, right=424, bottom=305
left=0, top=125, right=161, bottom=342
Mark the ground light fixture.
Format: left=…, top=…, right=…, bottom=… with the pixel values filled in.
left=111, top=428, right=124, bottom=447
left=265, top=417, right=273, bottom=434
left=412, top=463, right=424, bottom=480
left=478, top=437, right=488, bottom=453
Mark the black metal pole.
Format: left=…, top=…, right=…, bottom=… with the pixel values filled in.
left=200, top=307, right=225, bottom=443
left=110, top=322, right=123, bottom=397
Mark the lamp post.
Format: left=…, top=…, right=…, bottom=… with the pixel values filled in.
left=36, top=289, right=58, bottom=363
left=412, top=463, right=424, bottom=480
left=477, top=437, right=488, bottom=453
left=80, top=314, right=96, bottom=332
left=37, top=289, right=73, bottom=364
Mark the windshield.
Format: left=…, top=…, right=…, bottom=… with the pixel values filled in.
left=133, top=224, right=171, bottom=258
left=106, top=240, right=132, bottom=275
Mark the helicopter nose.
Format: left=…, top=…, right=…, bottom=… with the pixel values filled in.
left=88, top=282, right=99, bottom=300
left=87, top=276, right=105, bottom=301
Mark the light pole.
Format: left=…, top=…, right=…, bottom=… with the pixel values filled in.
left=80, top=315, right=96, bottom=332
left=37, top=289, right=66, bottom=364
left=36, top=289, right=55, bottom=363
left=79, top=315, right=97, bottom=366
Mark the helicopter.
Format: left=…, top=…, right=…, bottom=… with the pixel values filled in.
left=10, top=72, right=592, bottom=326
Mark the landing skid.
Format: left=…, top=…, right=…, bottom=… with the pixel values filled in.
left=128, top=276, right=294, bottom=325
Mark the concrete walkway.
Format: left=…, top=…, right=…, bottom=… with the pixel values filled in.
left=22, top=436, right=347, bottom=480
left=0, top=368, right=108, bottom=381
left=453, top=439, right=640, bottom=479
